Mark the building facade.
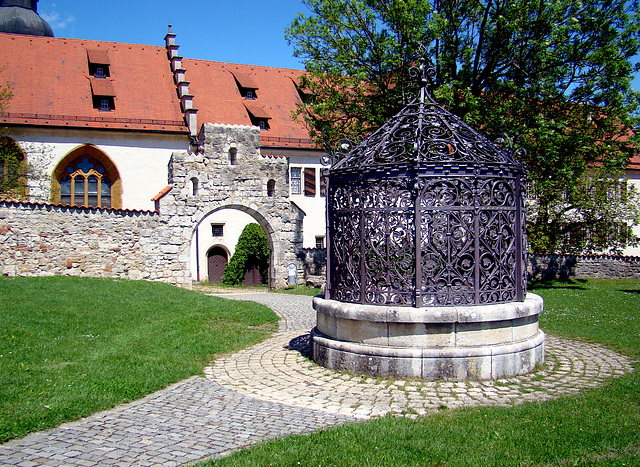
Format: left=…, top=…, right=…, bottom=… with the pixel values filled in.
left=0, top=6, right=327, bottom=286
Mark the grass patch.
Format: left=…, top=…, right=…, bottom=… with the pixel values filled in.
left=203, top=279, right=640, bottom=467
left=0, top=276, right=278, bottom=442
left=272, top=285, right=323, bottom=296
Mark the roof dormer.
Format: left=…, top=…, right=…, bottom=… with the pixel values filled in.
left=87, top=49, right=111, bottom=78
left=231, top=71, right=259, bottom=99
left=244, top=101, right=271, bottom=130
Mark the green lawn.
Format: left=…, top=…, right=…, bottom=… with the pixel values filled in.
left=0, top=276, right=279, bottom=443
left=204, top=279, right=640, bottom=467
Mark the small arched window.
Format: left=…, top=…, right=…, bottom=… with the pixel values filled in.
left=191, top=177, right=199, bottom=196
left=229, top=147, right=237, bottom=165
left=267, top=179, right=276, bottom=197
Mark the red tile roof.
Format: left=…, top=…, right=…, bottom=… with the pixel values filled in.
left=0, top=33, right=187, bottom=133
left=0, top=32, right=316, bottom=148
left=184, top=59, right=315, bottom=148
left=629, top=153, right=640, bottom=171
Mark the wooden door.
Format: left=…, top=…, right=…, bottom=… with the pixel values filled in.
left=207, top=247, right=228, bottom=283
left=242, top=260, right=264, bottom=286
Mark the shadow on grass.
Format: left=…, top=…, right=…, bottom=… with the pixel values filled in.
left=528, top=278, right=588, bottom=291
left=619, top=289, right=640, bottom=295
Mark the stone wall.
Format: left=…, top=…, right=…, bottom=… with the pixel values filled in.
left=0, top=124, right=305, bottom=288
left=298, top=247, right=326, bottom=287
left=528, top=254, right=640, bottom=281
left=163, top=124, right=304, bottom=288
left=0, top=201, right=190, bottom=285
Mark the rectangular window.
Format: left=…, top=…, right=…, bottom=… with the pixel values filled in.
left=100, top=99, right=110, bottom=111
left=304, top=168, right=316, bottom=197
left=315, top=236, right=325, bottom=249
left=212, top=224, right=224, bottom=237
left=291, top=167, right=301, bottom=195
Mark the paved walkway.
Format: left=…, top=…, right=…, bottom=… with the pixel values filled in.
left=0, top=293, right=635, bottom=466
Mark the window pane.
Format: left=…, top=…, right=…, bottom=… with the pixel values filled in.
left=87, top=175, right=98, bottom=207
left=291, top=167, right=301, bottom=195
left=304, top=168, right=316, bottom=197
left=74, top=177, right=85, bottom=206
left=60, top=176, right=71, bottom=204
left=212, top=224, right=224, bottom=237
left=101, top=177, right=111, bottom=208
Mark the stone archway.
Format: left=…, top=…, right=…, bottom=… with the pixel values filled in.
left=190, top=204, right=280, bottom=287
left=162, top=124, right=305, bottom=289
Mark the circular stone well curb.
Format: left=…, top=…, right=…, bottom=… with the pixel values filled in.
left=311, top=294, right=545, bottom=380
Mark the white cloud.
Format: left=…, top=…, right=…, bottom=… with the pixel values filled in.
left=39, top=7, right=76, bottom=31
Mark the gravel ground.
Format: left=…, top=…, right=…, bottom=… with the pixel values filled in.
left=210, top=292, right=318, bottom=331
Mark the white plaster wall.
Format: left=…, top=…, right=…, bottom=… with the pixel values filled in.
left=189, top=208, right=259, bottom=282
left=288, top=155, right=327, bottom=248
left=12, top=128, right=187, bottom=211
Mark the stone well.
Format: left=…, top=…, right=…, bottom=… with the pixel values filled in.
left=311, top=63, right=544, bottom=380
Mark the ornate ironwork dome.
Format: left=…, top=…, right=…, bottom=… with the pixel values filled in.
left=324, top=65, right=527, bottom=307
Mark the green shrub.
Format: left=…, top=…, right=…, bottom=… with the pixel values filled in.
left=222, top=223, right=270, bottom=285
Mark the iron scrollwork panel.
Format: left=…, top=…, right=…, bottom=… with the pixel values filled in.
left=329, top=209, right=363, bottom=303
left=478, top=209, right=518, bottom=303
left=420, top=209, right=476, bottom=306
left=363, top=209, right=415, bottom=305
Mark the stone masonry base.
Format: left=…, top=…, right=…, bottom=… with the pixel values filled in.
left=311, top=294, right=545, bottom=381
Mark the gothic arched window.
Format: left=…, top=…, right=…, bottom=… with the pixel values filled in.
left=52, top=145, right=121, bottom=209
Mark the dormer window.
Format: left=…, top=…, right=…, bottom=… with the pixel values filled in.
left=91, top=79, right=116, bottom=111
left=87, top=49, right=111, bottom=78
left=244, top=102, right=271, bottom=131
left=231, top=71, right=259, bottom=100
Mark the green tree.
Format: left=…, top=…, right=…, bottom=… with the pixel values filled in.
left=0, top=79, right=28, bottom=199
left=286, top=0, right=640, bottom=254
left=222, top=223, right=270, bottom=285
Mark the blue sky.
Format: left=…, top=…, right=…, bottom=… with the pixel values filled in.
left=38, top=0, right=640, bottom=90
left=38, top=0, right=309, bottom=70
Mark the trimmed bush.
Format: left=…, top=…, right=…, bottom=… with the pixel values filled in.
left=222, top=223, right=270, bottom=285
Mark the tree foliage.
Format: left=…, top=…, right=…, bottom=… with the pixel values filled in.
left=222, top=223, right=270, bottom=285
left=286, top=0, right=640, bottom=254
left=0, top=79, right=28, bottom=199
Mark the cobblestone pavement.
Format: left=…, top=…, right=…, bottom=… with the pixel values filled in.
left=0, top=293, right=635, bottom=466
left=207, top=332, right=635, bottom=418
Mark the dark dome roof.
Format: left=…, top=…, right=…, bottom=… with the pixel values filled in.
left=0, top=1, right=53, bottom=37
left=329, top=86, right=519, bottom=176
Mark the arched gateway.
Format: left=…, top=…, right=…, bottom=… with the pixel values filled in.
left=156, top=123, right=303, bottom=288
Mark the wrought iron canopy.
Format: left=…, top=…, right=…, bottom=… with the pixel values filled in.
left=324, top=72, right=527, bottom=307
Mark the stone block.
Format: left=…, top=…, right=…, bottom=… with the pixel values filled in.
left=387, top=322, right=455, bottom=348
left=456, top=319, right=513, bottom=346
left=334, top=317, right=388, bottom=345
